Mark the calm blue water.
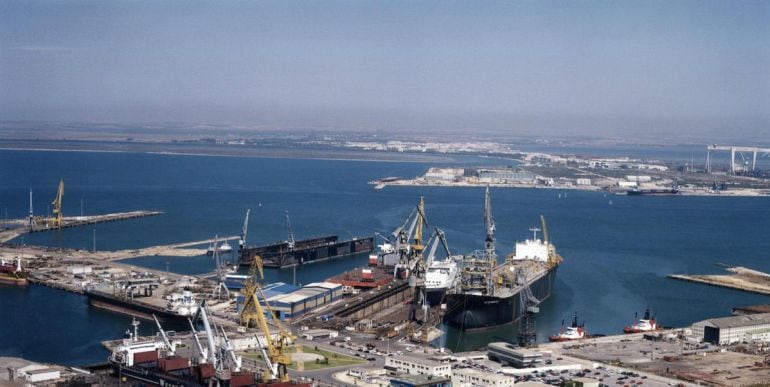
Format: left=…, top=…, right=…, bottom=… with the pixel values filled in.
left=1, top=149, right=770, bottom=364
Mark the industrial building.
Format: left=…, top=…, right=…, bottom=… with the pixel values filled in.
left=263, top=281, right=343, bottom=320
left=692, top=313, right=770, bottom=345
left=385, top=355, right=452, bottom=377
left=452, top=368, right=514, bottom=387
left=487, top=342, right=543, bottom=368
left=476, top=168, right=535, bottom=183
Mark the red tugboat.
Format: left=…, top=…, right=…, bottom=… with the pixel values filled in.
left=549, top=313, right=588, bottom=342
left=623, top=307, right=661, bottom=333
left=0, top=258, right=28, bottom=286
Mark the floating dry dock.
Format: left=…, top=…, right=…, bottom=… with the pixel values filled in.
left=668, top=266, right=770, bottom=296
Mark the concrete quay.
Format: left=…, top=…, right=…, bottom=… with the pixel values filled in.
left=0, top=210, right=163, bottom=243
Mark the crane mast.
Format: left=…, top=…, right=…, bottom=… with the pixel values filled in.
left=483, top=186, right=496, bottom=261
left=285, top=210, right=295, bottom=251
left=239, top=209, right=250, bottom=254
left=51, top=179, right=64, bottom=228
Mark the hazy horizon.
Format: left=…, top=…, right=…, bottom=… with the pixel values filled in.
left=2, top=1, right=768, bottom=140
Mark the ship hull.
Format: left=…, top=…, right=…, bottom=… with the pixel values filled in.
left=0, top=275, right=28, bottom=286
left=626, top=189, right=679, bottom=196
left=425, top=288, right=446, bottom=307
left=240, top=235, right=374, bottom=268
left=444, top=265, right=557, bottom=331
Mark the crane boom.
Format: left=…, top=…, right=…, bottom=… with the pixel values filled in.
left=412, top=197, right=427, bottom=255
left=152, top=314, right=175, bottom=354
left=188, top=318, right=208, bottom=363
left=540, top=214, right=549, bottom=244
left=285, top=210, right=295, bottom=250
left=199, top=302, right=220, bottom=369
left=240, top=209, right=251, bottom=252
left=483, top=187, right=496, bottom=261
left=436, top=228, right=451, bottom=257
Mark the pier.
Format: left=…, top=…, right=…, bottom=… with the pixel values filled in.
left=668, top=266, right=770, bottom=296
left=0, top=210, right=163, bottom=243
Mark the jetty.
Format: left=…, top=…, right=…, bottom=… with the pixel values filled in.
left=668, top=266, right=770, bottom=296
left=0, top=210, right=162, bottom=243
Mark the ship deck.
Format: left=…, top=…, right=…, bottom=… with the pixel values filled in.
left=490, top=259, right=550, bottom=298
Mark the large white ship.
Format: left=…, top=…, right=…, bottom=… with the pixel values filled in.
left=425, top=257, right=459, bottom=305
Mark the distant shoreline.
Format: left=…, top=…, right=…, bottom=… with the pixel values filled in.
left=0, top=141, right=459, bottom=164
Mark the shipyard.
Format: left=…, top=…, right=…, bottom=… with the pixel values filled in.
left=3, top=1, right=770, bottom=386
left=4, top=175, right=770, bottom=387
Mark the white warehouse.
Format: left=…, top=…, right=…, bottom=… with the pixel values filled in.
left=692, top=313, right=770, bottom=345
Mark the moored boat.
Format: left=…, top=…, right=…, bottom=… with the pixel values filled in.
left=0, top=258, right=28, bottom=286
left=549, top=312, right=588, bottom=342
left=623, top=307, right=661, bottom=333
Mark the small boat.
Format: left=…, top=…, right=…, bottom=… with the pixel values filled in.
left=0, top=258, right=28, bottom=286
left=549, top=312, right=588, bottom=342
left=206, top=240, right=233, bottom=255
left=623, top=307, right=661, bottom=333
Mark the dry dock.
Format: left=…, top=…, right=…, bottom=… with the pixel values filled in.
left=668, top=266, right=770, bottom=296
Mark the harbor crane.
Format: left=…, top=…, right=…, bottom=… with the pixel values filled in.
left=239, top=209, right=250, bottom=255
left=51, top=179, right=64, bottom=228
left=211, top=235, right=230, bottom=299
left=424, top=228, right=451, bottom=267
left=706, top=145, right=770, bottom=175
left=540, top=215, right=563, bottom=268
left=240, top=257, right=295, bottom=383
left=285, top=210, right=295, bottom=251
left=152, top=314, right=177, bottom=355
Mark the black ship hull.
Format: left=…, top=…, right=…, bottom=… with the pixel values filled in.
left=240, top=235, right=374, bottom=268
left=113, top=363, right=203, bottom=387
left=87, top=291, right=192, bottom=325
left=444, top=265, right=558, bottom=331
left=425, top=288, right=446, bottom=307
left=626, top=189, right=680, bottom=196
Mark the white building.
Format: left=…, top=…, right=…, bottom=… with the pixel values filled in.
left=575, top=178, right=591, bottom=186
left=16, top=365, right=61, bottom=383
left=692, top=313, right=770, bottom=345
left=452, top=368, right=514, bottom=387
left=487, top=342, right=543, bottom=367
left=384, top=355, right=451, bottom=377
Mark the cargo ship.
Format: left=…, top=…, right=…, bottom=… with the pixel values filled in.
left=443, top=188, right=562, bottom=331
left=0, top=258, right=28, bottom=286
left=627, top=182, right=680, bottom=196
left=626, top=187, right=680, bottom=196
left=240, top=234, right=374, bottom=268
left=87, top=286, right=198, bottom=324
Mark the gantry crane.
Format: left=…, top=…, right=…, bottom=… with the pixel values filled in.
left=239, top=257, right=294, bottom=383
left=51, top=179, right=64, bottom=228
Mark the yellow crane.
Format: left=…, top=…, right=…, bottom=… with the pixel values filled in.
left=411, top=196, right=427, bottom=256
left=239, top=256, right=294, bottom=383
left=51, top=179, right=64, bottom=228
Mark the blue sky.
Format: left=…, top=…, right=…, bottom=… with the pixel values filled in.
left=1, top=1, right=768, bottom=137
